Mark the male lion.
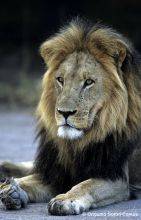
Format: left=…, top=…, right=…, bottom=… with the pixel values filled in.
left=0, top=18, right=141, bottom=215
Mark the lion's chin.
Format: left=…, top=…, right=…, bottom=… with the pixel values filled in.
left=57, top=125, right=84, bottom=140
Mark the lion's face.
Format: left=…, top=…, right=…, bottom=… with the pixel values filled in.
left=55, top=51, right=105, bottom=140
left=38, top=20, right=141, bottom=144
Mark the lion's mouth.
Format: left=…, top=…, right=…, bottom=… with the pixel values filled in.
left=64, top=123, right=81, bottom=130
left=57, top=124, right=84, bottom=140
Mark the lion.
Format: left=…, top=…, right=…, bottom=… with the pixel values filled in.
left=0, top=18, right=141, bottom=215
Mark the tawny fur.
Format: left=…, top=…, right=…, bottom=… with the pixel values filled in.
left=37, top=19, right=141, bottom=164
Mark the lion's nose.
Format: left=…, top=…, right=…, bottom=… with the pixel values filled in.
left=57, top=109, right=77, bottom=120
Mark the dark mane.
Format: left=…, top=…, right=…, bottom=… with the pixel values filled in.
left=34, top=127, right=138, bottom=193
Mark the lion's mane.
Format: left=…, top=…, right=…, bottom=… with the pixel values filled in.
left=34, top=18, right=141, bottom=193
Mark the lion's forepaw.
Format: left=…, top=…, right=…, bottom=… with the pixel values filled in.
left=48, top=193, right=87, bottom=215
left=0, top=178, right=28, bottom=210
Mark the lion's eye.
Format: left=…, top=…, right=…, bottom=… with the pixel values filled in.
left=56, top=77, right=64, bottom=85
left=84, top=79, right=95, bottom=87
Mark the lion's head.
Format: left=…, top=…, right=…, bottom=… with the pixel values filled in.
left=54, top=51, right=105, bottom=139
left=37, top=19, right=141, bottom=146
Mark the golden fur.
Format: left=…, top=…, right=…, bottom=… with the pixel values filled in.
left=37, top=20, right=141, bottom=158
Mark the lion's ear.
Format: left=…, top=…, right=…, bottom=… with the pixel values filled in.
left=40, top=41, right=49, bottom=62
left=115, top=41, right=127, bottom=67
left=115, top=39, right=135, bottom=72
left=40, top=40, right=55, bottom=66
left=40, top=38, right=69, bottom=67
left=90, top=29, right=132, bottom=69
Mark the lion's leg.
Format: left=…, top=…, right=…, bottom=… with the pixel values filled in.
left=0, top=174, right=56, bottom=210
left=48, top=178, right=129, bottom=215
left=0, top=161, right=33, bottom=180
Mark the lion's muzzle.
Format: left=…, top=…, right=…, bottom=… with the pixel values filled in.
left=57, top=109, right=77, bottom=120
left=56, top=108, right=84, bottom=139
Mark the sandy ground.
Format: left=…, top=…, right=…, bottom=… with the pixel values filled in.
left=0, top=109, right=141, bottom=220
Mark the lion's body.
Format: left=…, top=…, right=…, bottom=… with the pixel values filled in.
left=1, top=18, right=141, bottom=215
left=34, top=128, right=134, bottom=193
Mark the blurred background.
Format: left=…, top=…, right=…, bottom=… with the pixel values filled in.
left=0, top=0, right=141, bottom=107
